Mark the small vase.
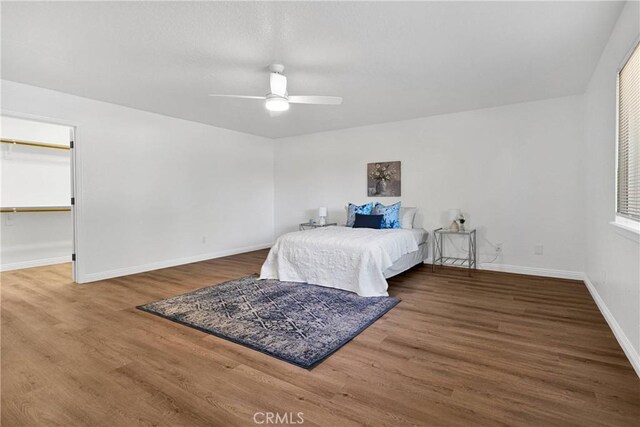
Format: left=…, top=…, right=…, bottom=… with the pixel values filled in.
left=376, top=179, right=387, bottom=195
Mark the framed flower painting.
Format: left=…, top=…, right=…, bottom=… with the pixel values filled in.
left=367, top=161, right=401, bottom=197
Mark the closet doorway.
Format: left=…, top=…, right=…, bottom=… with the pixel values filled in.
left=1, top=114, right=78, bottom=281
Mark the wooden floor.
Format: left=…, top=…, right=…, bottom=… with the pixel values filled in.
left=2, top=250, right=639, bottom=426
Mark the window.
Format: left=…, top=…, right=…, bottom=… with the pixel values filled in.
left=617, top=42, right=640, bottom=225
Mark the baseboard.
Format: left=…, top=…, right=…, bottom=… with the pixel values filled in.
left=582, top=274, right=640, bottom=378
left=479, top=263, right=583, bottom=280
left=0, top=256, right=71, bottom=272
left=423, top=257, right=583, bottom=280
left=77, top=243, right=273, bottom=283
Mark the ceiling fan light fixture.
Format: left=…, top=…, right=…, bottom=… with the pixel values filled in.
left=265, top=96, right=289, bottom=112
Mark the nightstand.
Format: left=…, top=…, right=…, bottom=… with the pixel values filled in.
left=432, top=228, right=477, bottom=275
left=299, top=222, right=337, bottom=231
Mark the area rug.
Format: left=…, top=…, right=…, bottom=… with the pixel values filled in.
left=137, top=275, right=399, bottom=369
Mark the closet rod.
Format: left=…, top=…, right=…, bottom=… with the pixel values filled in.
left=1, top=207, right=71, bottom=213
left=1, top=138, right=71, bottom=151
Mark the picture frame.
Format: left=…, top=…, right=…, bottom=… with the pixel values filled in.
left=367, top=161, right=401, bottom=197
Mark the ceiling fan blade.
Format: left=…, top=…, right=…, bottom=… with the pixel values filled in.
left=288, top=96, right=343, bottom=105
left=208, top=94, right=266, bottom=100
left=270, top=73, right=287, bottom=97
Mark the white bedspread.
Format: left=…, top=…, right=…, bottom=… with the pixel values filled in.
left=259, top=226, right=419, bottom=297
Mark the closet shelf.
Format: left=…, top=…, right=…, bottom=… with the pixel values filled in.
left=1, top=206, right=71, bottom=213
left=1, top=138, right=70, bottom=151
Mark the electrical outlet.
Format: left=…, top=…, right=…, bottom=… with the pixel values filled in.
left=495, top=243, right=503, bottom=253
left=534, top=244, right=544, bottom=255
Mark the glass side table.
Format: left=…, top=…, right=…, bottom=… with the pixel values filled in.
left=432, top=228, right=477, bottom=275
left=299, top=222, right=337, bottom=231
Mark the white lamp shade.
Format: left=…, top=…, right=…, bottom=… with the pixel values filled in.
left=318, top=207, right=328, bottom=217
left=265, top=97, right=289, bottom=112
left=448, top=209, right=461, bottom=222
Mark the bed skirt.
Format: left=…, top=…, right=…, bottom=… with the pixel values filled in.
left=383, top=243, right=428, bottom=278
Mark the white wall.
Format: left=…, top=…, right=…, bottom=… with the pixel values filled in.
left=1, top=116, right=73, bottom=270
left=1, top=212, right=72, bottom=270
left=1, top=116, right=71, bottom=206
left=275, top=95, right=586, bottom=278
left=584, top=0, right=640, bottom=375
left=1, top=80, right=274, bottom=282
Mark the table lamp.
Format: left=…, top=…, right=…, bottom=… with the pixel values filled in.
left=318, top=207, right=328, bottom=225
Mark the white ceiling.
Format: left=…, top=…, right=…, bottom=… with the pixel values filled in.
left=1, top=1, right=624, bottom=139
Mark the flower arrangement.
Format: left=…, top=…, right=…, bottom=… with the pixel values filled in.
left=458, top=213, right=466, bottom=231
left=369, top=163, right=397, bottom=182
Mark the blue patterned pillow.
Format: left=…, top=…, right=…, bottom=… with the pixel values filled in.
left=373, top=202, right=401, bottom=229
left=346, top=202, right=374, bottom=227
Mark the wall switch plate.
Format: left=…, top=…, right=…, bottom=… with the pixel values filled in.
left=4, top=214, right=14, bottom=226
left=534, top=244, right=544, bottom=255
left=202, top=236, right=207, bottom=244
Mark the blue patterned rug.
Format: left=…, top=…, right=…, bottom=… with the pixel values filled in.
left=137, top=276, right=399, bottom=369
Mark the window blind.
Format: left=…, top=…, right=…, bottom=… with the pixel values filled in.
left=617, top=42, right=640, bottom=222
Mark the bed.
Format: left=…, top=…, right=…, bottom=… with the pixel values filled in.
left=259, top=226, right=428, bottom=297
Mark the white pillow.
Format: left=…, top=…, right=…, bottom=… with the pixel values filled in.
left=399, top=207, right=417, bottom=229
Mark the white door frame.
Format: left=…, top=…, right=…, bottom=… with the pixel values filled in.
left=1, top=109, right=82, bottom=282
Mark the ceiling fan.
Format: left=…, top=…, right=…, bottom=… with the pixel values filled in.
left=209, top=64, right=342, bottom=113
